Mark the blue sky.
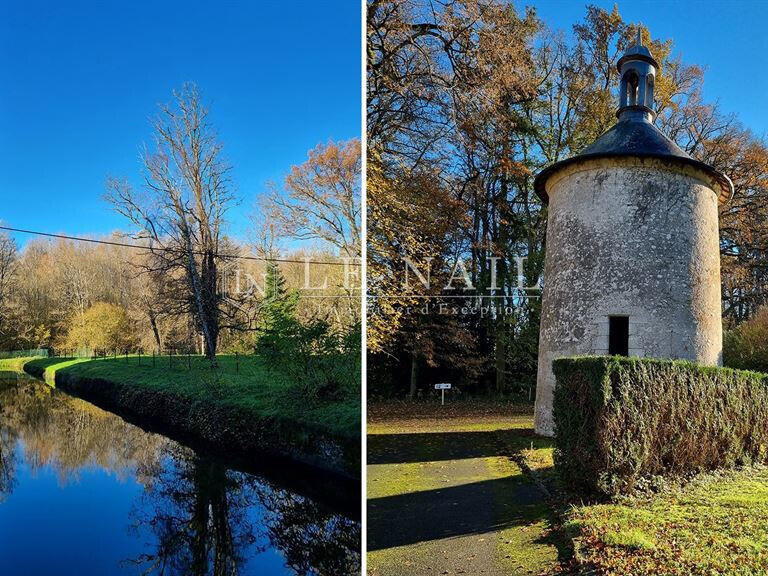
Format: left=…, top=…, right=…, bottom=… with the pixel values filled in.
left=2, top=1, right=766, bottom=248
left=530, top=1, right=768, bottom=136
left=0, top=0, right=361, bottom=246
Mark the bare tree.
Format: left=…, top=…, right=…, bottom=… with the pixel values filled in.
left=106, top=83, right=234, bottom=364
left=0, top=232, right=17, bottom=342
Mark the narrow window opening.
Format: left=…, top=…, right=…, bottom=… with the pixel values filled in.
left=625, top=72, right=639, bottom=106
left=608, top=316, right=629, bottom=356
left=646, top=76, right=655, bottom=108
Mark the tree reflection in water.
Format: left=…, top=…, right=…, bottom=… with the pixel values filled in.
left=256, top=483, right=361, bottom=575
left=0, top=376, right=22, bottom=501
left=0, top=377, right=167, bottom=486
left=0, top=379, right=360, bottom=576
left=129, top=446, right=361, bottom=576
left=0, top=426, right=16, bottom=502
left=127, top=447, right=261, bottom=576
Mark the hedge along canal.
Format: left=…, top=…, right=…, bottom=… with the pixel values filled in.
left=16, top=355, right=360, bottom=498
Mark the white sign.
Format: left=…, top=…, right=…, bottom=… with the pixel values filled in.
left=435, top=383, right=452, bottom=406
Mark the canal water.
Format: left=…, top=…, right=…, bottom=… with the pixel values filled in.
left=0, top=374, right=360, bottom=575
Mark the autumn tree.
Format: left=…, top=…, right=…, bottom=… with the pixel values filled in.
left=367, top=0, right=542, bottom=395
left=253, top=140, right=362, bottom=332
left=65, top=302, right=134, bottom=355
left=368, top=151, right=476, bottom=396
left=267, top=139, right=361, bottom=258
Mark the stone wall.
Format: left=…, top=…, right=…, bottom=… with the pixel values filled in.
left=534, top=157, right=723, bottom=436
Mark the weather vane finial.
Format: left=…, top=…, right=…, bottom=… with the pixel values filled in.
left=636, top=25, right=643, bottom=47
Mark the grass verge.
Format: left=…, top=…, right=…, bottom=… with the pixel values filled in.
left=7, top=354, right=359, bottom=479
left=567, top=466, right=768, bottom=575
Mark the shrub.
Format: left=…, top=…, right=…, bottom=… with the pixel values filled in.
left=723, top=307, right=768, bottom=372
left=65, top=302, right=135, bottom=355
left=260, top=317, right=360, bottom=403
left=553, top=356, right=768, bottom=497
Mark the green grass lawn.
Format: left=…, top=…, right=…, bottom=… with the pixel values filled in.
left=567, top=466, right=768, bottom=575
left=2, top=354, right=359, bottom=441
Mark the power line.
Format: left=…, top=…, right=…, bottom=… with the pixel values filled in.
left=0, top=225, right=361, bottom=267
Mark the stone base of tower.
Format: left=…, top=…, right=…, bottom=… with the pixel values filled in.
left=533, top=157, right=724, bottom=438
left=536, top=343, right=621, bottom=438
left=534, top=350, right=557, bottom=437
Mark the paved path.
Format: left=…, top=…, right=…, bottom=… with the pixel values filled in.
left=367, top=414, right=562, bottom=576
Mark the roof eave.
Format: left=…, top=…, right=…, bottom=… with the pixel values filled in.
left=533, top=152, right=734, bottom=206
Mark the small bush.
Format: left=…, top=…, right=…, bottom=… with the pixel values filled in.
left=261, top=318, right=360, bottom=402
left=553, top=356, right=768, bottom=497
left=723, top=307, right=768, bottom=372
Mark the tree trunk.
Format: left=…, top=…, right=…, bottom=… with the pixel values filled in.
left=495, top=312, right=506, bottom=394
left=191, top=462, right=210, bottom=575
left=183, top=234, right=217, bottom=366
left=148, top=310, right=162, bottom=351
left=409, top=354, right=418, bottom=400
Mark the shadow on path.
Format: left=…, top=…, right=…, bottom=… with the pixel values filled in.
left=368, top=473, right=546, bottom=551
left=368, top=428, right=549, bottom=465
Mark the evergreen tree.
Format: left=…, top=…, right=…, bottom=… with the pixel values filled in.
left=256, top=262, right=299, bottom=351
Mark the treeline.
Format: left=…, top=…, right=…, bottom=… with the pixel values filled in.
left=0, top=236, right=358, bottom=356
left=0, top=85, right=361, bottom=359
left=367, top=1, right=768, bottom=398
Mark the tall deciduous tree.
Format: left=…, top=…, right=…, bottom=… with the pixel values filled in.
left=0, top=232, right=17, bottom=345
left=107, top=83, right=234, bottom=364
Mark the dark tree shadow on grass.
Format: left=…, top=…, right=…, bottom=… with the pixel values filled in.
left=367, top=429, right=552, bottom=465
left=368, top=424, right=585, bottom=572
left=368, top=426, right=559, bottom=550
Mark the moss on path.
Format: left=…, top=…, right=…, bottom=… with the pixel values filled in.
left=367, top=409, right=562, bottom=575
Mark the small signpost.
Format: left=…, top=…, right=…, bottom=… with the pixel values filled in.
left=435, top=382, right=451, bottom=405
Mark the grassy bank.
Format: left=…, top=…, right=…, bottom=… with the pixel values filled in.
left=567, top=467, right=768, bottom=574
left=5, top=354, right=360, bottom=478
left=0, top=356, right=38, bottom=374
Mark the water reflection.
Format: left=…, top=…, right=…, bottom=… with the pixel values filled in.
left=0, top=378, right=360, bottom=575
left=0, top=427, right=15, bottom=501
left=129, top=450, right=263, bottom=576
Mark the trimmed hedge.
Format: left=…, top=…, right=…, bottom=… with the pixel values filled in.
left=553, top=356, right=768, bottom=497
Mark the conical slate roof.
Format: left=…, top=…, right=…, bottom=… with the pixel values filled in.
left=533, top=119, right=734, bottom=204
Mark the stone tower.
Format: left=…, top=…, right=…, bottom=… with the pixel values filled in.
left=532, top=30, right=733, bottom=437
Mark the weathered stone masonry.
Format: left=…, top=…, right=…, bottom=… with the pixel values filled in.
left=532, top=32, right=733, bottom=436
